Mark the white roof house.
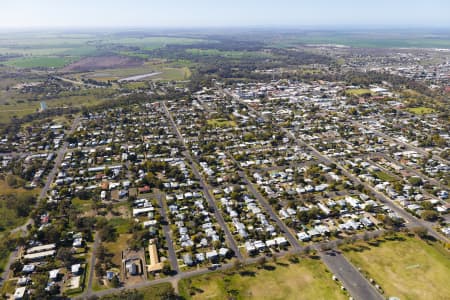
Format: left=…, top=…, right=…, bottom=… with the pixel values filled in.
left=14, top=287, right=26, bottom=300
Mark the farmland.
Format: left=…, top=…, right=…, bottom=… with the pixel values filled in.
left=186, top=48, right=273, bottom=59
left=0, top=34, right=206, bottom=70
left=269, top=31, right=450, bottom=48
left=4, top=56, right=78, bottom=68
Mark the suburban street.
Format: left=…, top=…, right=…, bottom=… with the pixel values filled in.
left=239, top=170, right=303, bottom=251
left=162, top=101, right=243, bottom=261
left=155, top=190, right=180, bottom=274
left=84, top=232, right=100, bottom=297
left=0, top=116, right=80, bottom=284
left=228, top=87, right=448, bottom=244
left=350, top=118, right=450, bottom=166
left=320, top=250, right=383, bottom=300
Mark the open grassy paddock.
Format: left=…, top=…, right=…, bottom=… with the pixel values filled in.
left=269, top=33, right=450, bottom=49
left=372, top=170, right=398, bottom=183
left=79, top=60, right=191, bottom=82
left=0, top=179, right=38, bottom=234
left=406, top=106, right=437, bottom=115
left=179, top=257, right=346, bottom=300
left=345, top=88, right=372, bottom=96
left=342, top=234, right=450, bottom=300
left=207, top=118, right=237, bottom=128
left=186, top=48, right=273, bottom=59
left=104, top=234, right=131, bottom=267
left=3, top=56, right=79, bottom=68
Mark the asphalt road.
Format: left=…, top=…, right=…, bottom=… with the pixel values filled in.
left=350, top=118, right=450, bottom=166
left=320, top=250, right=383, bottom=300
left=85, top=231, right=100, bottom=297
left=376, top=153, right=449, bottom=190
left=1, top=117, right=80, bottom=285
left=0, top=248, right=19, bottom=285
left=162, top=101, right=243, bottom=261
left=156, top=191, right=180, bottom=274
left=76, top=226, right=387, bottom=300
left=239, top=170, right=302, bottom=251
left=289, top=127, right=449, bottom=243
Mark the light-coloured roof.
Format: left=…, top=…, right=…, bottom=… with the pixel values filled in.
left=147, top=241, right=163, bottom=272
left=23, top=250, right=56, bottom=260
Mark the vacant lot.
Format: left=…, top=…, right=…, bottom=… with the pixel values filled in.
left=406, top=106, right=436, bottom=115
left=207, top=118, right=237, bottom=128
left=372, top=170, right=398, bottom=183
left=104, top=234, right=131, bottom=267
left=179, top=257, right=346, bottom=300
left=0, top=179, right=38, bottom=234
left=345, top=88, right=372, bottom=96
left=343, top=235, right=450, bottom=300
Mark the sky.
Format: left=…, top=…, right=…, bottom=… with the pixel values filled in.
left=0, top=0, right=449, bottom=29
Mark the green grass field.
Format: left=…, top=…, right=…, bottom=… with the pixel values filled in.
left=0, top=179, right=38, bottom=234
left=108, top=218, right=132, bottom=234
left=0, top=88, right=115, bottom=124
left=83, top=63, right=191, bottom=82
left=270, top=34, right=450, bottom=49
left=0, top=278, right=17, bottom=295
left=345, top=88, right=372, bottom=96
left=406, top=107, right=436, bottom=115
left=186, top=48, right=273, bottom=59
left=72, top=197, right=94, bottom=213
left=343, top=235, right=450, bottom=300
left=104, top=234, right=131, bottom=266
left=207, top=118, right=237, bottom=128
left=4, top=56, right=79, bottom=68
left=105, top=37, right=206, bottom=50
left=179, top=257, right=346, bottom=300
left=373, top=171, right=398, bottom=183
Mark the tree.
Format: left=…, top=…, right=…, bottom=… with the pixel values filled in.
left=162, top=260, right=171, bottom=275
left=110, top=275, right=120, bottom=288
left=257, top=256, right=267, bottom=268
left=56, top=247, right=74, bottom=267
left=10, top=261, right=23, bottom=276
left=233, top=259, right=242, bottom=270
left=363, top=232, right=370, bottom=241
left=421, top=210, right=439, bottom=222
left=408, top=177, right=423, bottom=186
left=412, top=227, right=428, bottom=239
left=99, top=224, right=117, bottom=242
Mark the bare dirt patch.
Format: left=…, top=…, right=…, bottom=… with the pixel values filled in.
left=62, top=56, right=143, bottom=72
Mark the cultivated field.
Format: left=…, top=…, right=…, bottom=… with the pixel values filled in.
left=4, top=56, right=78, bottom=68
left=186, top=48, right=273, bottom=59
